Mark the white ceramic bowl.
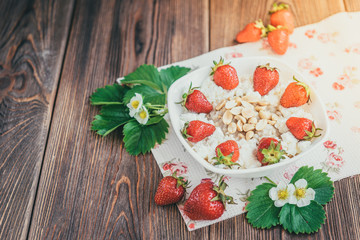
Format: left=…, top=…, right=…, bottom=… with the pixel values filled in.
left=168, top=56, right=329, bottom=178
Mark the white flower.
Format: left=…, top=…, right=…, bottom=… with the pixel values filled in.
left=134, top=106, right=149, bottom=125
left=127, top=93, right=143, bottom=117
left=289, top=179, right=315, bottom=207
left=269, top=181, right=295, bottom=207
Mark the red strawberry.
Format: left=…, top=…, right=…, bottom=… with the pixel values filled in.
left=286, top=117, right=322, bottom=140
left=280, top=76, right=310, bottom=108
left=179, top=83, right=213, bottom=113
left=256, top=137, right=285, bottom=166
left=267, top=25, right=289, bottom=55
left=154, top=172, right=188, bottom=206
left=211, top=57, right=239, bottom=90
left=253, top=63, right=279, bottom=96
left=269, top=3, right=294, bottom=34
left=184, top=176, right=235, bottom=220
left=181, top=120, right=216, bottom=143
left=235, top=19, right=267, bottom=43
left=213, top=140, right=240, bottom=168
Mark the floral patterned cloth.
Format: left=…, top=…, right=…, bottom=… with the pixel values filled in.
left=151, top=12, right=360, bottom=231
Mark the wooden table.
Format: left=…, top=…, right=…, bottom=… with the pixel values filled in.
left=1, top=0, right=360, bottom=239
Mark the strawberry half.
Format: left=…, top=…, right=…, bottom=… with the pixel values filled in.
left=286, top=117, right=322, bottom=140
left=213, top=140, right=240, bottom=168
left=235, top=19, right=267, bottom=43
left=154, top=172, right=189, bottom=206
left=211, top=57, right=239, bottom=90
left=184, top=176, right=235, bottom=220
left=253, top=63, right=279, bottom=96
left=256, top=137, right=285, bottom=166
left=280, top=76, right=310, bottom=108
left=181, top=120, right=216, bottom=143
left=179, top=83, right=213, bottom=113
left=267, top=25, right=289, bottom=55
left=269, top=3, right=294, bottom=34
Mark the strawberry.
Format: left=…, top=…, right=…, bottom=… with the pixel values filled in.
left=211, top=57, right=239, bottom=90
left=267, top=25, right=289, bottom=55
left=256, top=137, right=285, bottom=166
left=184, top=176, right=235, bottom=220
left=181, top=120, right=216, bottom=143
left=253, top=63, right=279, bottom=96
left=269, top=3, right=294, bottom=34
left=179, top=83, right=213, bottom=113
left=286, top=117, right=322, bottom=140
left=154, top=172, right=188, bottom=206
left=235, top=19, right=267, bottom=43
left=280, top=76, right=310, bottom=108
left=213, top=140, right=240, bottom=168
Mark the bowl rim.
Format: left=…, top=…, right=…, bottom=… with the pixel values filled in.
left=168, top=56, right=329, bottom=176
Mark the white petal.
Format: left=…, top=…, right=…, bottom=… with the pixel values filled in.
left=288, top=195, right=297, bottom=205
left=297, top=198, right=311, bottom=207
left=269, top=187, right=279, bottom=200
left=287, top=184, right=295, bottom=195
left=305, top=188, right=316, bottom=201
left=128, top=108, right=137, bottom=117
left=134, top=107, right=149, bottom=125
left=295, top=179, right=308, bottom=188
left=277, top=181, right=287, bottom=190
left=275, top=199, right=288, bottom=207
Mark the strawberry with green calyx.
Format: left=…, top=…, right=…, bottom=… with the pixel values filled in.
left=257, top=137, right=286, bottom=166
left=286, top=117, right=322, bottom=141
left=178, top=83, right=213, bottom=113
left=267, top=24, right=290, bottom=55
left=154, top=172, right=189, bottom=206
left=253, top=63, right=279, bottom=96
left=213, top=140, right=240, bottom=168
left=181, top=120, right=216, bottom=143
left=211, top=57, right=239, bottom=90
left=280, top=76, right=310, bottom=108
left=184, top=176, right=236, bottom=220
left=236, top=19, right=267, bottom=43
left=269, top=3, right=294, bottom=34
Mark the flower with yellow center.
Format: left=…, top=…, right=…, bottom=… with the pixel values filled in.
left=269, top=181, right=295, bottom=207
left=134, top=106, right=149, bottom=125
left=127, top=93, right=143, bottom=117
left=289, top=179, right=315, bottom=207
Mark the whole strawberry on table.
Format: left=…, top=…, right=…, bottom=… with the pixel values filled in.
left=154, top=172, right=189, bottom=206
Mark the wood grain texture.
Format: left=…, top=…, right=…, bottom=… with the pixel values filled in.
left=210, top=0, right=346, bottom=50
left=0, top=0, right=74, bottom=239
left=343, top=0, right=360, bottom=11
left=28, top=0, right=209, bottom=239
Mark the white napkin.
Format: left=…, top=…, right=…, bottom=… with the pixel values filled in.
left=151, top=12, right=360, bottom=231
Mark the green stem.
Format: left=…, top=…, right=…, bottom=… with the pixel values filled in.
left=264, top=176, right=276, bottom=185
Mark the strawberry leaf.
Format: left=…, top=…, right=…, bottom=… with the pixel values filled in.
left=246, top=183, right=280, bottom=229
left=90, top=83, right=128, bottom=105
left=159, top=66, right=191, bottom=90
left=91, top=105, right=132, bottom=136
left=123, top=85, right=166, bottom=105
left=279, top=202, right=326, bottom=234
left=290, top=166, right=334, bottom=205
left=123, top=118, right=169, bottom=155
left=121, top=65, right=164, bottom=92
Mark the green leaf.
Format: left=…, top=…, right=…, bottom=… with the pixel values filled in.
left=279, top=202, right=326, bottom=234
left=123, top=118, right=169, bottom=155
left=290, top=166, right=334, bottom=205
left=123, top=85, right=166, bottom=105
left=90, top=83, right=127, bottom=105
left=246, top=183, right=280, bottom=229
left=146, top=116, right=164, bottom=125
left=159, top=66, right=191, bottom=90
left=91, top=105, right=132, bottom=136
left=122, top=65, right=164, bottom=92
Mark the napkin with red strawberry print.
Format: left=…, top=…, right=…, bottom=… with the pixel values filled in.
left=151, top=12, right=360, bottom=231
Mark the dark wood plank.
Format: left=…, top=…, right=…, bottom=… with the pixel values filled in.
left=0, top=0, right=74, bottom=239
left=28, top=0, right=209, bottom=239
left=210, top=0, right=345, bottom=50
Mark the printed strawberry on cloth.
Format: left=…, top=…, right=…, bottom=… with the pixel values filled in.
left=150, top=12, right=360, bottom=231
